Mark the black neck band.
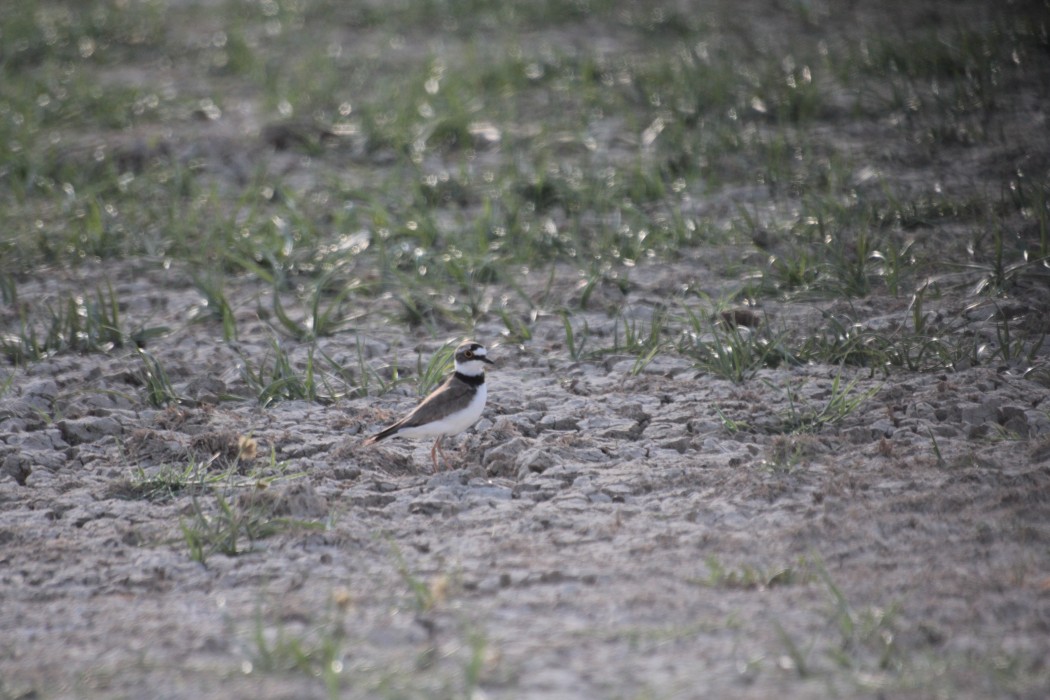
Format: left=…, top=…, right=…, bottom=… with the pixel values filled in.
left=455, top=371, right=485, bottom=387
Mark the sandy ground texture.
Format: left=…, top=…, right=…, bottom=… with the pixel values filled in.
left=3, top=0, right=1050, bottom=698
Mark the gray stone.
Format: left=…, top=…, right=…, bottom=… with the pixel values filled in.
left=600, top=484, right=634, bottom=502
left=2, top=453, right=31, bottom=485
left=843, top=426, right=871, bottom=444
left=998, top=404, right=1027, bottom=424
left=24, top=379, right=60, bottom=399
left=45, top=428, right=69, bottom=450
left=185, top=376, right=227, bottom=404
left=1027, top=410, right=1050, bottom=438
left=960, top=402, right=995, bottom=425
left=909, top=401, right=936, bottom=418
left=1001, top=413, right=1029, bottom=438
left=870, top=418, right=895, bottom=438
left=333, top=465, right=361, bottom=480
left=516, top=447, right=555, bottom=476
left=0, top=417, right=27, bottom=433
left=496, top=412, right=542, bottom=436
left=3, top=395, right=52, bottom=417
left=615, top=444, right=650, bottom=460
left=408, top=495, right=460, bottom=516
left=482, top=436, right=532, bottom=472
left=659, top=437, right=691, bottom=453
left=571, top=475, right=593, bottom=490
left=579, top=416, right=642, bottom=440
left=464, top=485, right=513, bottom=502
left=966, top=422, right=993, bottom=439
left=32, top=450, right=73, bottom=470
left=71, top=391, right=136, bottom=412
left=5, top=431, right=56, bottom=451
left=635, top=355, right=694, bottom=377
left=538, top=413, right=580, bottom=431
left=615, top=402, right=651, bottom=422
left=57, top=416, right=123, bottom=445
left=270, top=481, right=329, bottom=519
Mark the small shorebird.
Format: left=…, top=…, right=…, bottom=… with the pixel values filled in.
left=363, top=340, right=493, bottom=471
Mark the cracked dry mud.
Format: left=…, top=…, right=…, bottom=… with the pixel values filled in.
left=3, top=0, right=1050, bottom=697
left=2, top=256, right=1049, bottom=699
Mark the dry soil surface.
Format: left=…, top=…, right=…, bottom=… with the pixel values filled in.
left=3, top=1, right=1050, bottom=698
left=2, top=257, right=1050, bottom=699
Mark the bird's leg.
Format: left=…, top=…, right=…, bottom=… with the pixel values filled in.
left=435, top=436, right=450, bottom=469
left=430, top=438, right=440, bottom=472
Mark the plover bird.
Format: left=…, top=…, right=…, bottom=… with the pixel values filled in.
left=364, top=340, right=493, bottom=471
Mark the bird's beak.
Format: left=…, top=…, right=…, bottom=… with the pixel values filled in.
left=480, top=356, right=495, bottom=365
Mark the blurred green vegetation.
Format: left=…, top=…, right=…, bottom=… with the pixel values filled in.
left=1, top=0, right=1047, bottom=377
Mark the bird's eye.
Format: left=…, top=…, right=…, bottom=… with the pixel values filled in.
left=464, top=350, right=474, bottom=358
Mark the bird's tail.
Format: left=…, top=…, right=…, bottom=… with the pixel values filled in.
left=363, top=425, right=398, bottom=445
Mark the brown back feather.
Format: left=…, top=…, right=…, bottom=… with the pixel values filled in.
left=397, top=375, right=476, bottom=426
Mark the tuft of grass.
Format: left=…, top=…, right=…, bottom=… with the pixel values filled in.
left=109, top=457, right=219, bottom=502
left=496, top=306, right=534, bottom=344
left=181, top=491, right=271, bottom=563
left=415, top=340, right=459, bottom=396
left=817, top=563, right=902, bottom=673
left=0, top=283, right=166, bottom=364
left=462, top=626, right=490, bottom=697
left=773, top=620, right=813, bottom=679
left=800, top=303, right=974, bottom=375
left=988, top=306, right=1046, bottom=365
left=267, top=267, right=363, bottom=341
left=928, top=428, right=946, bottom=467
left=181, top=486, right=321, bottom=565
left=136, top=348, right=182, bottom=407
left=190, top=274, right=238, bottom=342
left=248, top=609, right=346, bottom=700
left=678, top=306, right=798, bottom=383
left=560, top=312, right=589, bottom=361
left=765, top=434, right=820, bottom=474
left=715, top=406, right=750, bottom=435
left=0, top=273, right=17, bottom=305
left=390, top=540, right=444, bottom=614
left=609, top=306, right=670, bottom=375
left=770, top=558, right=903, bottom=681
left=238, top=339, right=352, bottom=406
left=774, top=372, right=881, bottom=434
left=337, top=338, right=406, bottom=398
left=306, top=266, right=360, bottom=338
left=698, top=555, right=814, bottom=591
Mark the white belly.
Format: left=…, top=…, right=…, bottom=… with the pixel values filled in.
left=398, top=383, right=487, bottom=439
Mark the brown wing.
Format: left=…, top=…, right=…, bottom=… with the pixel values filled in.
left=365, top=374, right=475, bottom=442
left=394, top=374, right=476, bottom=428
